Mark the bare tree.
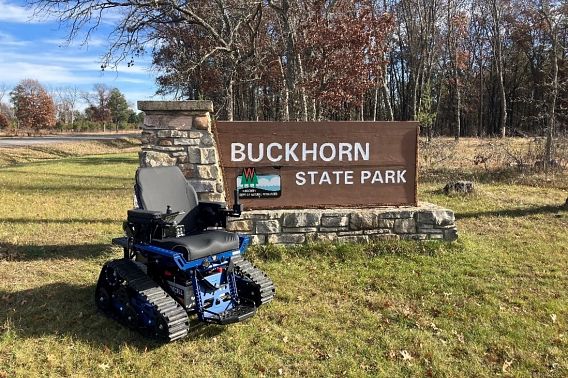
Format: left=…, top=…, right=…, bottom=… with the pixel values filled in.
left=0, top=83, right=8, bottom=103
left=539, top=0, right=565, bottom=170
left=487, top=0, right=508, bottom=137
left=83, top=84, right=112, bottom=131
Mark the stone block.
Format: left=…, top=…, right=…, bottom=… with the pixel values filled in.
left=170, top=151, right=188, bottom=157
left=158, top=139, right=173, bottom=146
left=444, top=181, right=474, bottom=195
left=443, top=227, right=458, bottom=242
left=417, top=228, right=443, bottom=234
left=363, top=229, right=392, bottom=235
left=429, top=234, right=444, bottom=240
left=282, top=213, right=321, bottom=227
left=256, top=220, right=280, bottom=234
left=378, top=210, right=415, bottom=219
left=142, top=145, right=185, bottom=152
left=338, top=235, right=369, bottom=244
left=189, top=148, right=217, bottom=164
left=319, top=227, right=349, bottom=232
left=200, top=134, right=215, bottom=147
left=226, top=219, right=253, bottom=232
left=250, top=235, right=267, bottom=245
left=141, top=131, right=157, bottom=144
left=144, top=114, right=193, bottom=129
left=369, top=234, right=400, bottom=241
left=350, top=212, right=375, bottom=230
left=139, top=151, right=176, bottom=167
left=156, top=130, right=189, bottom=138
left=138, top=100, right=213, bottom=113
left=394, top=218, right=416, bottom=233
left=193, top=115, right=210, bottom=130
left=315, top=233, right=338, bottom=242
left=173, top=138, right=200, bottom=146
left=282, top=227, right=318, bottom=233
left=417, top=210, right=455, bottom=226
left=268, top=233, right=305, bottom=244
left=321, top=215, right=349, bottom=227
left=338, top=231, right=364, bottom=236
left=187, top=179, right=216, bottom=193
left=178, top=163, right=194, bottom=178
left=195, top=165, right=219, bottom=179
left=377, top=219, right=395, bottom=228
left=241, top=212, right=269, bottom=220
left=198, top=192, right=225, bottom=202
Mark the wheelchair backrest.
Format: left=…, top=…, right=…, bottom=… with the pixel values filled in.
left=135, top=166, right=200, bottom=232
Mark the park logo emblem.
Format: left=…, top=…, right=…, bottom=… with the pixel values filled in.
left=237, top=167, right=281, bottom=199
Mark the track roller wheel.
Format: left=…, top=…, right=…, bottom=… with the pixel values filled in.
left=95, top=286, right=111, bottom=311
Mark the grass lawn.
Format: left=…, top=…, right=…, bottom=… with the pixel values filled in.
left=0, top=140, right=567, bottom=377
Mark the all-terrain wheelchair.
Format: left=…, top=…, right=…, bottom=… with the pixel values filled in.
left=95, top=166, right=274, bottom=341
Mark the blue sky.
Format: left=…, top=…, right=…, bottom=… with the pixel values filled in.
left=0, top=0, right=165, bottom=110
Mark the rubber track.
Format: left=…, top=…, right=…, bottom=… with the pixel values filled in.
left=231, top=256, right=275, bottom=306
left=99, top=259, right=189, bottom=342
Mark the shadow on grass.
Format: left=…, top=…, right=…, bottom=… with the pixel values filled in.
left=0, top=283, right=223, bottom=351
left=2, top=218, right=119, bottom=225
left=456, top=204, right=565, bottom=220
left=0, top=242, right=118, bottom=261
left=72, top=156, right=139, bottom=166
left=0, top=182, right=129, bottom=192
left=0, top=169, right=134, bottom=182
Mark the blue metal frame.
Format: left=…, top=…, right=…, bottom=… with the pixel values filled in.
left=113, top=235, right=250, bottom=272
left=113, top=235, right=252, bottom=322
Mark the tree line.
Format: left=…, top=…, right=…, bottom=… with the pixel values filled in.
left=31, top=0, right=566, bottom=142
left=0, top=80, right=143, bottom=133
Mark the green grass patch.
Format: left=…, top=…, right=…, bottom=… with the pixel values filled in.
left=0, top=145, right=566, bottom=377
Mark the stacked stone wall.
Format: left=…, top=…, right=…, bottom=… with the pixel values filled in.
left=227, top=203, right=458, bottom=244
left=137, top=101, right=225, bottom=202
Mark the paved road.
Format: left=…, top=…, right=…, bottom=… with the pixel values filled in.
left=0, top=133, right=141, bottom=147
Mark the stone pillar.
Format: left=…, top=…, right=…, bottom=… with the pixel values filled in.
left=137, top=100, right=225, bottom=202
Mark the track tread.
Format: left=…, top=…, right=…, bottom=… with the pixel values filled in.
left=96, top=259, right=189, bottom=342
left=232, top=257, right=275, bottom=307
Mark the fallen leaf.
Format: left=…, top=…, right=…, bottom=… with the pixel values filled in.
left=551, top=314, right=557, bottom=323
left=278, top=368, right=283, bottom=375
left=502, top=359, right=513, bottom=373
left=283, top=336, right=289, bottom=343
left=98, top=363, right=110, bottom=371
left=400, top=350, right=412, bottom=361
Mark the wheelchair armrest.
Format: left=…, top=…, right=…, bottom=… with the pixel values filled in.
left=198, top=202, right=229, bottom=228
left=125, top=209, right=186, bottom=242
left=127, top=209, right=163, bottom=224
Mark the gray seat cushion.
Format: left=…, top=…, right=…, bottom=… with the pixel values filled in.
left=136, top=166, right=200, bottom=232
left=153, top=230, right=240, bottom=261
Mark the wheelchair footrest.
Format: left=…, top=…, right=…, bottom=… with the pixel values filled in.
left=203, top=304, right=257, bottom=325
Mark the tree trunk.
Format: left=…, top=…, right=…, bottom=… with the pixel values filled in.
left=297, top=53, right=309, bottom=121
left=227, top=77, right=234, bottom=121
left=278, top=55, right=290, bottom=121
left=544, top=20, right=559, bottom=170
left=360, top=93, right=364, bottom=121
left=455, top=73, right=461, bottom=140
left=382, top=65, right=394, bottom=121
left=373, top=86, right=379, bottom=121
left=491, top=0, right=507, bottom=137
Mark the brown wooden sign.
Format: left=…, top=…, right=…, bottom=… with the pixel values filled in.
left=214, top=121, right=419, bottom=209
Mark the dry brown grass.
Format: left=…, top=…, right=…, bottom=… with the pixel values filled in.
left=0, top=138, right=140, bottom=167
